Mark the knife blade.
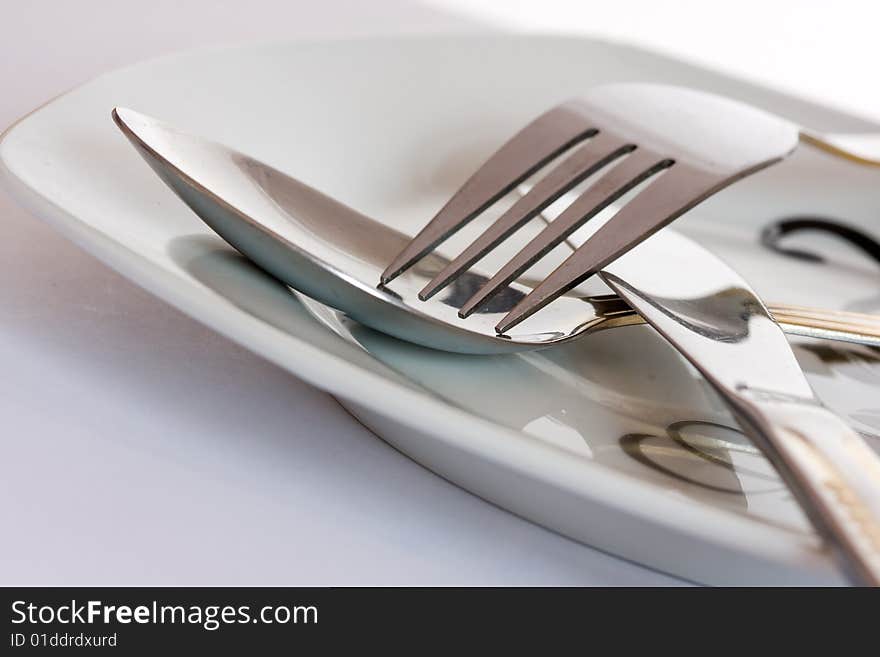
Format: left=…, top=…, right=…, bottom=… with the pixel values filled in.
left=598, top=229, right=880, bottom=585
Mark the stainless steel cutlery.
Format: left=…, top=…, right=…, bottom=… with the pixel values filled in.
left=113, top=90, right=880, bottom=585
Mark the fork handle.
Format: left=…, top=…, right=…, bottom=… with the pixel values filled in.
left=591, top=298, right=880, bottom=348
left=727, top=389, right=880, bottom=585
left=769, top=303, right=880, bottom=347
left=800, top=131, right=880, bottom=168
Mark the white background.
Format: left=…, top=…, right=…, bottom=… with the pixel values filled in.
left=2, top=0, right=876, bottom=586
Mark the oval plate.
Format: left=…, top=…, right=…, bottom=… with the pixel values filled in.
left=3, top=34, right=880, bottom=584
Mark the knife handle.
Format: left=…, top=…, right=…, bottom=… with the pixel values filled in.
left=730, top=389, right=880, bottom=586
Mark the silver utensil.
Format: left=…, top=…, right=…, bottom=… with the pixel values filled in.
left=113, top=108, right=880, bottom=584
left=380, top=84, right=877, bottom=334
left=112, top=108, right=880, bottom=354
left=600, top=232, right=880, bottom=586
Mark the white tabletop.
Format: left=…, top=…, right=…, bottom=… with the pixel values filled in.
left=3, top=0, right=875, bottom=586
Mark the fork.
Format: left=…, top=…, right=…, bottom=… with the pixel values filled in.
left=379, top=86, right=880, bottom=583
left=381, top=84, right=801, bottom=332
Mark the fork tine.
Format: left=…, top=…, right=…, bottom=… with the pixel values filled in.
left=458, top=149, right=671, bottom=318
left=417, top=132, right=634, bottom=301
left=494, top=163, right=732, bottom=333
left=380, top=101, right=599, bottom=285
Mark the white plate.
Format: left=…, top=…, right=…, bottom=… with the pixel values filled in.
left=3, top=35, right=880, bottom=585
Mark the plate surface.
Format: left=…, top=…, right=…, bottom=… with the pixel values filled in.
left=3, top=34, right=880, bottom=585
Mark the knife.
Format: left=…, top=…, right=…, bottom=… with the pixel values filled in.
left=599, top=229, right=880, bottom=585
